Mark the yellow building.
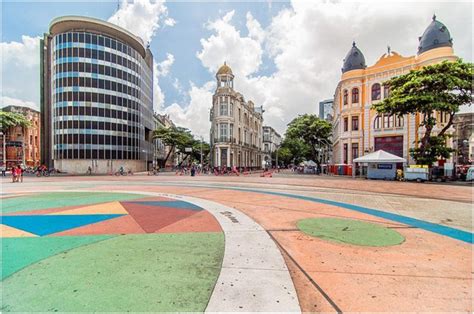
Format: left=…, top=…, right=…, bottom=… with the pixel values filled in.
left=332, top=15, right=457, bottom=165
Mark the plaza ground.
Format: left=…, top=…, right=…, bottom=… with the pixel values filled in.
left=1, top=172, right=472, bottom=312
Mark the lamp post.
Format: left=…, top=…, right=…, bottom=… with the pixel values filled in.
left=0, top=132, right=5, bottom=168
left=200, top=136, right=204, bottom=167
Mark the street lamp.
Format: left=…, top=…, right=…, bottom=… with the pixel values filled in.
left=0, top=132, right=5, bottom=168
left=142, top=149, right=147, bottom=171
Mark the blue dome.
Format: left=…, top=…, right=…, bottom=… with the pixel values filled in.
left=342, top=42, right=366, bottom=73
left=418, top=15, right=453, bottom=54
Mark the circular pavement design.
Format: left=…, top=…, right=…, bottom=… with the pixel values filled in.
left=297, top=217, right=405, bottom=247
left=1, top=190, right=300, bottom=313
left=1, top=191, right=224, bottom=312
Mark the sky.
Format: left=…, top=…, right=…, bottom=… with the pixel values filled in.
left=1, top=0, right=473, bottom=141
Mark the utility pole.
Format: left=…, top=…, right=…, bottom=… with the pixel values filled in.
left=200, top=136, right=203, bottom=167
left=1, top=132, right=5, bottom=168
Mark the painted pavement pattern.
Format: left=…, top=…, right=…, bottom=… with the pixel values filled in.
left=1, top=175, right=473, bottom=313
left=1, top=192, right=225, bottom=312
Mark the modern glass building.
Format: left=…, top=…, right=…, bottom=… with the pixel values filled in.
left=41, top=16, right=155, bottom=174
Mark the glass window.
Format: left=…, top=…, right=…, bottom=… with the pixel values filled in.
left=351, top=88, right=359, bottom=103
left=343, top=90, right=348, bottom=105
left=111, top=39, right=116, bottom=50
left=384, top=85, right=390, bottom=98
left=85, top=33, right=91, bottom=43
left=78, top=33, right=84, bottom=43
left=343, top=117, right=348, bottom=132
left=105, top=37, right=110, bottom=48
left=343, top=144, right=348, bottom=164
left=372, top=83, right=381, bottom=101
left=91, top=34, right=97, bottom=45
left=395, top=115, right=404, bottom=127
left=73, top=32, right=78, bottom=43
left=67, top=33, right=72, bottom=42
left=374, top=115, right=381, bottom=129
left=98, top=36, right=104, bottom=47
left=351, top=116, right=359, bottom=131
left=351, top=143, right=359, bottom=159
left=383, top=115, right=393, bottom=129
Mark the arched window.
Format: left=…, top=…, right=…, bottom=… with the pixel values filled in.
left=383, top=115, right=393, bottom=129
left=351, top=88, right=359, bottom=103
left=371, top=83, right=381, bottom=101
left=374, top=115, right=382, bottom=129
left=383, top=85, right=390, bottom=98
left=343, top=90, right=348, bottom=105
left=395, top=115, right=404, bottom=127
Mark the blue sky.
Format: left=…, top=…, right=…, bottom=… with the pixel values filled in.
left=1, top=1, right=472, bottom=139
left=2, top=0, right=288, bottom=107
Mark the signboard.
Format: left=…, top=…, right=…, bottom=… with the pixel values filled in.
left=409, top=165, right=429, bottom=168
left=377, top=164, right=393, bottom=169
left=185, top=147, right=193, bottom=153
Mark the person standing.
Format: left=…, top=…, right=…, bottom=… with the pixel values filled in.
left=11, top=166, right=17, bottom=183
left=18, top=165, right=24, bottom=183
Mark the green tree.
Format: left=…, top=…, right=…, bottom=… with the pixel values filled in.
left=276, top=137, right=311, bottom=165
left=190, top=140, right=210, bottom=164
left=153, top=126, right=194, bottom=167
left=0, top=111, right=31, bottom=131
left=372, top=59, right=473, bottom=165
left=285, top=114, right=332, bottom=166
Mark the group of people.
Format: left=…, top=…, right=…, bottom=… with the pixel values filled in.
left=11, top=165, right=24, bottom=183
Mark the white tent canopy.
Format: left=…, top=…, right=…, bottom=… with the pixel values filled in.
left=305, top=160, right=317, bottom=167
left=353, top=150, right=407, bottom=163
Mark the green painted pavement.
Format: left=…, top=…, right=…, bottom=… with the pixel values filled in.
left=2, top=233, right=225, bottom=312
left=1, top=235, right=115, bottom=279
left=1, top=192, right=148, bottom=214
left=297, top=217, right=405, bottom=247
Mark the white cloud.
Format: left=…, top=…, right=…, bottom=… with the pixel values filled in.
left=177, top=1, right=473, bottom=138
left=164, top=81, right=215, bottom=140
left=1, top=96, right=39, bottom=111
left=156, top=53, right=175, bottom=77
left=196, top=10, right=263, bottom=78
left=0, top=35, right=41, bottom=110
left=153, top=53, right=175, bottom=112
left=108, top=0, right=171, bottom=43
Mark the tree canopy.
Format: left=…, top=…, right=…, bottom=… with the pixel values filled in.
left=153, top=126, right=210, bottom=166
left=284, top=114, right=332, bottom=165
left=372, top=59, right=473, bottom=165
left=0, top=111, right=31, bottom=132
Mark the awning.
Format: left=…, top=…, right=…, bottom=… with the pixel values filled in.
left=353, top=150, right=407, bottom=163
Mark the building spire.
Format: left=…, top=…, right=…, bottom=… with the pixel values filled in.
left=432, top=13, right=436, bottom=21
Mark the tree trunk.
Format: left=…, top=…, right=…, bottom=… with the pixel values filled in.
left=162, top=145, right=174, bottom=168
left=178, top=153, right=190, bottom=167
left=438, top=112, right=454, bottom=137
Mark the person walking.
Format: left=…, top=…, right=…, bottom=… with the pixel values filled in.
left=11, top=166, right=17, bottom=183
left=17, top=165, right=23, bottom=183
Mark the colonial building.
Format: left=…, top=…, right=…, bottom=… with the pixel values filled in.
left=1, top=106, right=41, bottom=168
left=262, top=126, right=282, bottom=167
left=332, top=15, right=457, bottom=165
left=452, top=113, right=474, bottom=165
left=210, top=63, right=264, bottom=169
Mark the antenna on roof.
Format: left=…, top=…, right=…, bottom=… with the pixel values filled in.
left=387, top=45, right=391, bottom=55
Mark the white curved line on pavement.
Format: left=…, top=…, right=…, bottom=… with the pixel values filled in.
left=13, top=190, right=301, bottom=313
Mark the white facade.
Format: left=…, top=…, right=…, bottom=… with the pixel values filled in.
left=210, top=63, right=264, bottom=169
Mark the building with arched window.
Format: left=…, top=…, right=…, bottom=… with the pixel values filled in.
left=209, top=62, right=264, bottom=169
left=332, top=15, right=457, bottom=165
left=41, top=16, right=155, bottom=174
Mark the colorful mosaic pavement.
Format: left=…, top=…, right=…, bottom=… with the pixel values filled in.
left=1, top=192, right=224, bottom=312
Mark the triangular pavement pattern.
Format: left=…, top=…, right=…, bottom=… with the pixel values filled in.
left=51, top=215, right=145, bottom=236
left=52, top=201, right=128, bottom=215
left=121, top=202, right=196, bottom=233
left=1, top=224, right=37, bottom=238
left=130, top=200, right=203, bottom=211
left=157, top=210, right=222, bottom=234
left=1, top=214, right=124, bottom=236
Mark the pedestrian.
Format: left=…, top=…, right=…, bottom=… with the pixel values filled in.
left=1, top=165, right=5, bottom=177
left=11, top=166, right=17, bottom=183
left=190, top=166, right=196, bottom=177
left=17, top=165, right=23, bottom=183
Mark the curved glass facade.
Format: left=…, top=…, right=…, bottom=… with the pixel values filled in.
left=51, top=30, right=154, bottom=161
